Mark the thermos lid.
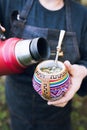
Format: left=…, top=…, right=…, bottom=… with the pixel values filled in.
left=30, top=37, right=50, bottom=61
left=15, top=37, right=50, bottom=66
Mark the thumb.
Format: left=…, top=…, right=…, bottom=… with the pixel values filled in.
left=64, top=60, right=73, bottom=75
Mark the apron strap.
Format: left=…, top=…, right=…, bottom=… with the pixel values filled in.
left=18, top=0, right=34, bottom=22
left=65, top=0, right=73, bottom=32
left=18, top=0, right=73, bottom=32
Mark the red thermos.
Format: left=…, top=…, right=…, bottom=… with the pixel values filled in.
left=0, top=37, right=50, bottom=75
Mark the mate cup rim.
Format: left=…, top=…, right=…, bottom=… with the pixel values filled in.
left=36, top=60, right=66, bottom=75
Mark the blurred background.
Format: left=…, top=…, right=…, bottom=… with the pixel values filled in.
left=0, top=0, right=87, bottom=130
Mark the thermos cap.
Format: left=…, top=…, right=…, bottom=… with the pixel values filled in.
left=30, top=37, right=50, bottom=61
left=15, top=37, right=50, bottom=66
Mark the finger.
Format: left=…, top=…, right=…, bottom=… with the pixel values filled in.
left=64, top=60, right=71, bottom=69
left=56, top=102, right=68, bottom=107
left=64, top=60, right=73, bottom=75
left=48, top=86, right=75, bottom=105
left=48, top=101, right=68, bottom=107
left=0, top=24, right=6, bottom=32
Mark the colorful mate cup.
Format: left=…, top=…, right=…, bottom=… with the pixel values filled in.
left=32, top=60, right=71, bottom=101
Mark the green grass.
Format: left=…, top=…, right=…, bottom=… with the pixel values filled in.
left=0, top=76, right=87, bottom=130
left=71, top=95, right=87, bottom=130
left=0, top=77, right=10, bottom=130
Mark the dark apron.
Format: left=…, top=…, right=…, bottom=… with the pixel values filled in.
left=5, top=0, right=80, bottom=130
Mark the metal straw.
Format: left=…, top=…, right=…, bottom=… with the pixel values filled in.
left=55, top=30, right=65, bottom=65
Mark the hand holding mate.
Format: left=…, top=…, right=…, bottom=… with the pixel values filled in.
left=48, top=60, right=87, bottom=107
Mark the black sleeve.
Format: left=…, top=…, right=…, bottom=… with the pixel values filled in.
left=77, top=76, right=87, bottom=96
left=77, top=9, right=87, bottom=96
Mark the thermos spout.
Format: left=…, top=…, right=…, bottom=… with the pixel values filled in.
left=0, top=37, right=50, bottom=75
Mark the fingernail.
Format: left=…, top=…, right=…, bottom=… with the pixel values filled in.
left=47, top=102, right=51, bottom=105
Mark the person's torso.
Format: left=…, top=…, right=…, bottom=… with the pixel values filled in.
left=3, top=0, right=83, bottom=123
left=0, top=0, right=83, bottom=80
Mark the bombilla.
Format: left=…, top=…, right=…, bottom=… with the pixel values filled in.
left=55, top=30, right=65, bottom=65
